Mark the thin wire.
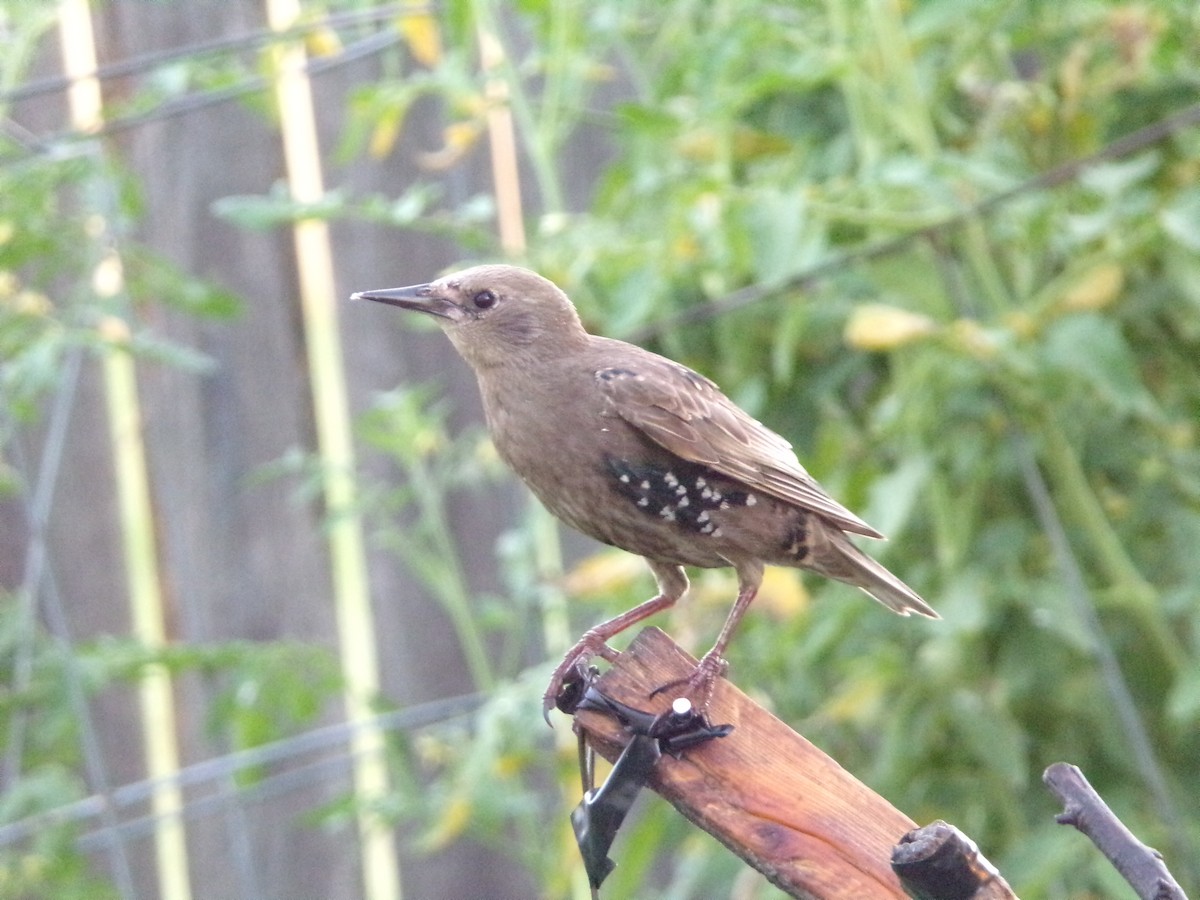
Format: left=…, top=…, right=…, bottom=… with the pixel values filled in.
left=1, top=28, right=403, bottom=163
left=0, top=2, right=428, bottom=104
left=4, top=347, right=141, bottom=900
left=73, top=754, right=352, bottom=852
left=0, top=691, right=485, bottom=848
left=3, top=349, right=82, bottom=786
left=36, top=513, right=142, bottom=900
left=628, top=100, right=1200, bottom=340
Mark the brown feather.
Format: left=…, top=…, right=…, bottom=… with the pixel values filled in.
left=591, top=339, right=884, bottom=539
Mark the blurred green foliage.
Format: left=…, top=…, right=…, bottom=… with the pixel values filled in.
left=2, top=0, right=1198, bottom=897
left=0, top=592, right=342, bottom=896
left=347, top=0, right=1200, bottom=896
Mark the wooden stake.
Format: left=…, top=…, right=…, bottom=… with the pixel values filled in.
left=572, top=627, right=917, bottom=900
left=264, top=4, right=400, bottom=898
left=58, top=5, right=191, bottom=899
left=893, top=821, right=1020, bottom=900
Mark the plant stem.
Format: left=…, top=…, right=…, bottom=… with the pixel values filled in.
left=409, top=455, right=498, bottom=692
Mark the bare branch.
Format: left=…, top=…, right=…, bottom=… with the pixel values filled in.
left=1043, top=762, right=1189, bottom=900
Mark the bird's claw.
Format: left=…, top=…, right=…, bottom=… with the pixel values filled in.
left=649, top=651, right=728, bottom=713
left=543, top=634, right=619, bottom=725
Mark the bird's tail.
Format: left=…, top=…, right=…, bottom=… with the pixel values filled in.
left=806, top=526, right=939, bottom=619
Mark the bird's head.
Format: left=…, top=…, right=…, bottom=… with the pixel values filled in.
left=352, top=264, right=588, bottom=369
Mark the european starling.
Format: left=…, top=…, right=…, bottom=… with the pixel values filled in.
left=353, top=265, right=937, bottom=715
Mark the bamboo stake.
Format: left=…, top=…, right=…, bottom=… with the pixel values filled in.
left=57, top=5, right=193, bottom=899
left=473, top=18, right=591, bottom=898
left=473, top=3, right=576, bottom=675
left=262, top=4, right=400, bottom=899
left=475, top=23, right=527, bottom=255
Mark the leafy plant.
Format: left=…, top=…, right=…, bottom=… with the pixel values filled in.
left=343, top=0, right=1200, bottom=894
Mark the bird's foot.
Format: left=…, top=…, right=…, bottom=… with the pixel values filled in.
left=649, top=651, right=728, bottom=715
left=542, top=630, right=620, bottom=724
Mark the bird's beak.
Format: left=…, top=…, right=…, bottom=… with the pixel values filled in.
left=351, top=283, right=464, bottom=321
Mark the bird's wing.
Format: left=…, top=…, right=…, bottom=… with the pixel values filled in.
left=594, top=355, right=884, bottom=538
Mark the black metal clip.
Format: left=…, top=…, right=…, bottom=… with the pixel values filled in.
left=560, top=665, right=732, bottom=893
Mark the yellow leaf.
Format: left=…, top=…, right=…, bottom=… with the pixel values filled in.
left=818, top=672, right=886, bottom=724
left=949, top=318, right=999, bottom=359
left=562, top=550, right=646, bottom=598
left=1002, top=311, right=1037, bottom=340
left=690, top=569, right=737, bottom=611
left=304, top=25, right=342, bottom=58
left=97, top=315, right=131, bottom=344
left=844, top=304, right=937, bottom=351
left=671, top=234, right=700, bottom=261
left=1061, top=262, right=1124, bottom=311
left=13, top=290, right=52, bottom=317
left=732, top=125, right=790, bottom=162
left=417, top=120, right=483, bottom=171
left=492, top=753, right=524, bottom=779
left=676, top=127, right=718, bottom=163
left=755, top=567, right=808, bottom=620
left=419, top=792, right=471, bottom=851
left=397, top=10, right=441, bottom=67
left=413, top=731, right=453, bottom=766
left=368, top=113, right=403, bottom=160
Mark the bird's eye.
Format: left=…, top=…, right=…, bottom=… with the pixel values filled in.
left=472, top=290, right=498, bottom=310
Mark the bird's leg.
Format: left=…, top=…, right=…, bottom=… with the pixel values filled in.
left=654, top=561, right=763, bottom=712
left=544, top=562, right=687, bottom=719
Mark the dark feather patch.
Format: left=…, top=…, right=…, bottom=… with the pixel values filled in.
left=604, top=456, right=755, bottom=537
left=782, top=521, right=809, bottom=561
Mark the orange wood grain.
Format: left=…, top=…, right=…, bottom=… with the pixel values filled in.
left=573, top=627, right=916, bottom=900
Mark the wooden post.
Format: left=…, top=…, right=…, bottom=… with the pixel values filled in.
left=572, top=628, right=918, bottom=899
left=893, top=821, right=1020, bottom=900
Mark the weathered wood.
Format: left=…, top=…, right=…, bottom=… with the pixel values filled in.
left=892, top=820, right=1019, bottom=900
left=572, top=627, right=917, bottom=900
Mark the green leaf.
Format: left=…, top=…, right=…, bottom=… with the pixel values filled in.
left=1166, top=666, right=1200, bottom=729
left=950, top=689, right=1029, bottom=788
left=1078, top=151, right=1160, bottom=197
left=1039, top=313, right=1147, bottom=414
left=1161, top=187, right=1200, bottom=252
left=211, top=183, right=349, bottom=229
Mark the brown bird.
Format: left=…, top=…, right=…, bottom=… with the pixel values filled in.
left=353, top=265, right=937, bottom=716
